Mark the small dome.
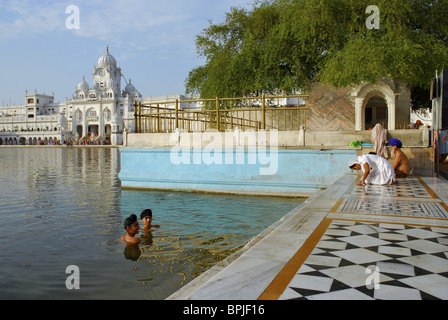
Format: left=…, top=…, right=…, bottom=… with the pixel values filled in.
left=125, top=79, right=136, bottom=94
left=76, top=77, right=89, bottom=92
left=98, top=45, right=117, bottom=68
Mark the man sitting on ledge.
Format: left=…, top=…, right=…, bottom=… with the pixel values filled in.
left=389, top=139, right=411, bottom=178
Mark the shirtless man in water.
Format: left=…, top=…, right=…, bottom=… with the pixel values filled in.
left=140, top=209, right=160, bottom=230
left=120, top=214, right=141, bottom=245
left=389, top=139, right=411, bottom=178
left=139, top=209, right=160, bottom=245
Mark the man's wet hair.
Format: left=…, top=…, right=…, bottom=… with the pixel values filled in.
left=124, top=214, right=138, bottom=230
left=140, top=209, right=152, bottom=220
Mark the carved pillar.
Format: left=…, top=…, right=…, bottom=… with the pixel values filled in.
left=387, top=96, right=396, bottom=131
left=355, top=97, right=364, bottom=131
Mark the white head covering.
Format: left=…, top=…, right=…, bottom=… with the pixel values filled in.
left=348, top=157, right=359, bottom=168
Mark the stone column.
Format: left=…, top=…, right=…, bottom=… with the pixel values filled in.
left=355, top=97, right=364, bottom=131
left=98, top=100, right=104, bottom=138
left=82, top=112, right=88, bottom=138
left=387, top=96, right=396, bottom=131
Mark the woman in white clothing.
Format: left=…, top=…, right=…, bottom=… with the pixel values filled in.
left=348, top=154, right=396, bottom=186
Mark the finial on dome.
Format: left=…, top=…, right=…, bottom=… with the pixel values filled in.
left=107, top=44, right=109, bottom=53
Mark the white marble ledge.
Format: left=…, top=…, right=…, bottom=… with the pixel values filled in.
left=189, top=255, right=286, bottom=300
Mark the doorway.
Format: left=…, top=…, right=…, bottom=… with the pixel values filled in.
left=88, top=125, right=99, bottom=135
left=365, top=96, right=388, bottom=129
left=76, top=125, right=83, bottom=138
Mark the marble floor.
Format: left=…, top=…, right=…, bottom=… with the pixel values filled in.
left=272, top=177, right=448, bottom=300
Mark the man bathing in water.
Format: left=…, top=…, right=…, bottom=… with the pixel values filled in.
left=120, top=210, right=160, bottom=245
left=140, top=209, right=160, bottom=230
left=120, top=214, right=141, bottom=245
left=139, top=209, right=160, bottom=244
left=389, top=139, right=411, bottom=178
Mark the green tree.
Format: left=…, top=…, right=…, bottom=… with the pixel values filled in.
left=186, top=4, right=281, bottom=98
left=186, top=0, right=448, bottom=110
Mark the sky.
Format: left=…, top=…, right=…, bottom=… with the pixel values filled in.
left=0, top=0, right=253, bottom=106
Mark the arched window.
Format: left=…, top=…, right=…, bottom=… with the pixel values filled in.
left=75, top=110, right=82, bottom=122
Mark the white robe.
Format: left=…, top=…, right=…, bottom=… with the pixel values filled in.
left=357, top=154, right=396, bottom=185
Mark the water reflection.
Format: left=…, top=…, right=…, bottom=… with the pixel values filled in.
left=141, top=229, right=154, bottom=246
left=123, top=243, right=142, bottom=261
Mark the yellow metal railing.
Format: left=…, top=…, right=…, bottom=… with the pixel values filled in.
left=134, top=94, right=309, bottom=133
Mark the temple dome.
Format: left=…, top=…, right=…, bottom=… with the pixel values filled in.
left=125, top=79, right=136, bottom=94
left=76, top=77, right=89, bottom=92
left=98, top=45, right=117, bottom=68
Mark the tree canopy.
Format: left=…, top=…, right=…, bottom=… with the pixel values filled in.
left=185, top=0, right=448, bottom=109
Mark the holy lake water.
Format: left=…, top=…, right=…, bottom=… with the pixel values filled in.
left=0, top=147, right=302, bottom=299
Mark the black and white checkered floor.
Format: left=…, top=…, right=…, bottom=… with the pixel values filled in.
left=278, top=177, right=448, bottom=300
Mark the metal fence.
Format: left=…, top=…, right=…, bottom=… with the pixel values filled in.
left=134, top=94, right=310, bottom=133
